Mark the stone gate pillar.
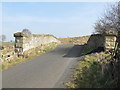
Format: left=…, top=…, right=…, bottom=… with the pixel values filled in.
left=104, top=30, right=118, bottom=50
left=14, top=32, right=24, bottom=56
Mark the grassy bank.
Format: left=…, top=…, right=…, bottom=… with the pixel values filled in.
left=1, top=42, right=58, bottom=70
left=65, top=52, right=118, bottom=88
left=59, top=36, right=90, bottom=45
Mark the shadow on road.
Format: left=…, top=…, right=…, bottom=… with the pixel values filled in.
left=63, top=45, right=83, bottom=58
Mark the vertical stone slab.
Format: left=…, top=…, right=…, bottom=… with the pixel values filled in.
left=104, top=30, right=118, bottom=50
left=14, top=32, right=24, bottom=56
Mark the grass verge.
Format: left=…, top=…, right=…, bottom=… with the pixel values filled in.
left=65, top=52, right=114, bottom=88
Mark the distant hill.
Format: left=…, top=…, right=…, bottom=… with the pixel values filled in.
left=59, top=35, right=90, bottom=45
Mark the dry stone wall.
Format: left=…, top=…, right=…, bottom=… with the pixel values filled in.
left=87, top=30, right=118, bottom=51
left=87, top=34, right=104, bottom=50
left=14, top=32, right=60, bottom=55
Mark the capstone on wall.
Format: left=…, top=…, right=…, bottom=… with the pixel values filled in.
left=14, top=32, right=60, bottom=55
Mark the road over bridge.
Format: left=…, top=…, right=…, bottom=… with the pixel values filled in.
left=2, top=45, right=83, bottom=88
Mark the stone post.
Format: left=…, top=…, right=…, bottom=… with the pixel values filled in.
left=14, top=32, right=24, bottom=56
left=104, top=30, right=118, bottom=50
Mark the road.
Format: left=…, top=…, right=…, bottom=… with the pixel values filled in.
left=2, top=45, right=83, bottom=88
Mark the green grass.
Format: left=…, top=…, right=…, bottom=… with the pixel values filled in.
left=0, top=42, right=14, bottom=47
left=1, top=42, right=59, bottom=70
left=59, top=35, right=90, bottom=45
left=0, top=42, right=14, bottom=54
left=65, top=53, right=113, bottom=88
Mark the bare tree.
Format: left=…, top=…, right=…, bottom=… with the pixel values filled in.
left=94, top=2, right=120, bottom=34
left=22, top=28, right=31, bottom=34
left=0, top=34, right=6, bottom=42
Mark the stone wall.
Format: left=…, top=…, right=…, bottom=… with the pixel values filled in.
left=87, top=30, right=118, bottom=51
left=87, top=34, right=104, bottom=50
left=14, top=32, right=60, bottom=55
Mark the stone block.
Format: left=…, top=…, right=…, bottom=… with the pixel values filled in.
left=104, top=30, right=118, bottom=36
left=15, top=43, right=23, bottom=48
left=15, top=37, right=23, bottom=43
left=105, top=36, right=117, bottom=42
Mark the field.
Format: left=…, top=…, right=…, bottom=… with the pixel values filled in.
left=0, top=42, right=14, bottom=54
left=59, top=35, right=90, bottom=45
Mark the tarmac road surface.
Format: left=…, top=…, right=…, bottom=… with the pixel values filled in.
left=2, top=45, right=83, bottom=88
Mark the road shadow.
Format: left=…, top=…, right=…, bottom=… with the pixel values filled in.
left=86, top=47, right=105, bottom=55
left=49, top=45, right=73, bottom=55
left=63, top=45, right=83, bottom=58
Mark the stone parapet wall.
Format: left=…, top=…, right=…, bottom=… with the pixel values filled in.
left=14, top=32, right=60, bottom=55
left=87, top=34, right=104, bottom=50
left=87, top=30, right=118, bottom=51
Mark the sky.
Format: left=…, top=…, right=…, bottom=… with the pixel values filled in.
left=2, top=2, right=115, bottom=41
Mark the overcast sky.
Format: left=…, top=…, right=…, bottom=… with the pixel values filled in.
left=2, top=2, right=115, bottom=41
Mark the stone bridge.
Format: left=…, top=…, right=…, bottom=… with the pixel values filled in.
left=14, top=30, right=120, bottom=56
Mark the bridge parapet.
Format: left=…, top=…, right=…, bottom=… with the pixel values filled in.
left=87, top=30, right=118, bottom=52
left=14, top=32, right=60, bottom=56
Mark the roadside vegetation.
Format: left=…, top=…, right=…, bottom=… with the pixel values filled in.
left=94, top=2, right=119, bottom=33
left=0, top=42, right=14, bottom=54
left=66, top=2, right=119, bottom=88
left=65, top=52, right=119, bottom=88
left=1, top=42, right=58, bottom=70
